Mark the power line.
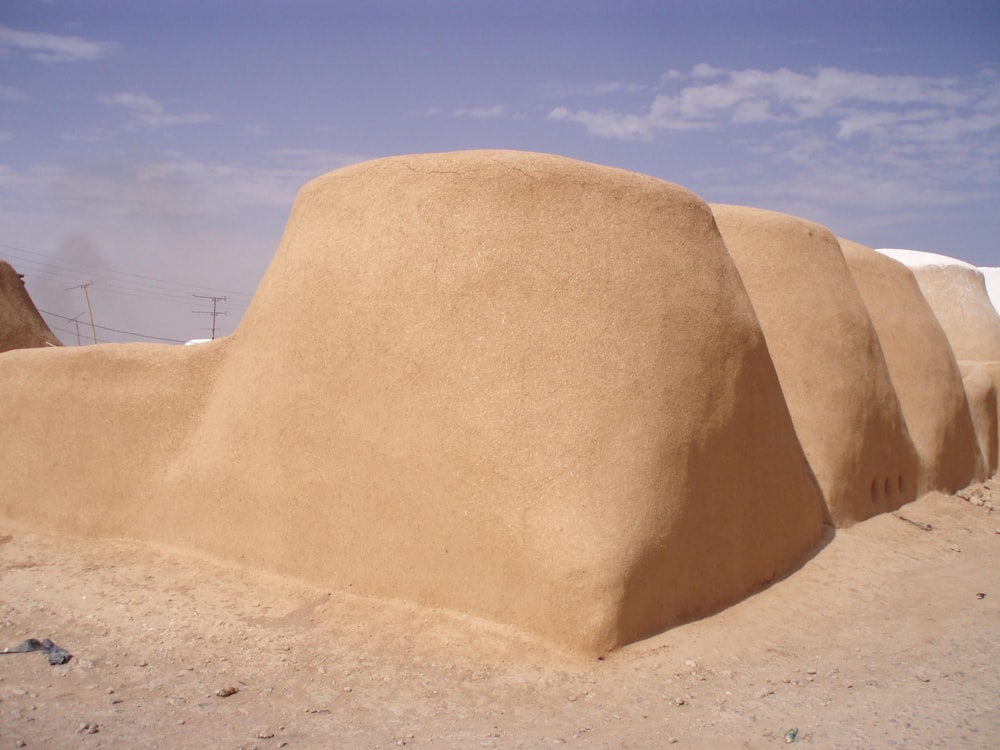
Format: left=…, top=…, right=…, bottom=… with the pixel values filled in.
left=17, top=260, right=247, bottom=309
left=44, top=322, right=83, bottom=341
left=39, top=309, right=186, bottom=343
left=1, top=243, right=254, bottom=323
left=3, top=241, right=252, bottom=341
left=0, top=241, right=255, bottom=303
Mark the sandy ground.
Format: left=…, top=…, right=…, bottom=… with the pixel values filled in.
left=1, top=485, right=998, bottom=749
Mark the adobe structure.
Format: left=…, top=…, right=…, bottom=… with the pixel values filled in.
left=874, top=248, right=1000, bottom=480
left=840, top=239, right=983, bottom=495
left=960, top=362, right=1000, bottom=478
left=0, top=151, right=996, bottom=655
left=0, top=259, right=62, bottom=352
left=984, top=267, right=1000, bottom=315
left=710, top=206, right=920, bottom=526
left=876, top=249, right=1000, bottom=362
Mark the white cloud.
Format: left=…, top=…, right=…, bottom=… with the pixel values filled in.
left=549, top=105, right=700, bottom=139
left=544, top=80, right=648, bottom=97
left=691, top=63, right=723, bottom=79
left=101, top=92, right=214, bottom=128
left=550, top=64, right=1000, bottom=208
left=0, top=24, right=117, bottom=63
left=549, top=64, right=989, bottom=140
left=451, top=104, right=523, bottom=119
left=548, top=64, right=1000, bottom=233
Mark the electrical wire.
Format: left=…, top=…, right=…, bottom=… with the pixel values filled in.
left=41, top=322, right=87, bottom=342
left=39, top=309, right=187, bottom=343
left=3, top=239, right=251, bottom=340
left=0, top=241, right=255, bottom=311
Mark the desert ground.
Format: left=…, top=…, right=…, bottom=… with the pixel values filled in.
left=1, top=484, right=997, bottom=750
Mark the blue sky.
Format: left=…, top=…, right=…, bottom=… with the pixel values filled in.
left=1, top=1, right=998, bottom=344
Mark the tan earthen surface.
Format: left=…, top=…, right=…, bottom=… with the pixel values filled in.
left=0, top=341, right=227, bottom=534
left=841, top=239, right=984, bottom=493
left=711, top=205, right=920, bottom=526
left=961, top=361, right=1000, bottom=477
left=0, top=151, right=827, bottom=654
left=2, top=486, right=998, bottom=748
left=2, top=151, right=992, bottom=658
left=892, top=256, right=1000, bottom=362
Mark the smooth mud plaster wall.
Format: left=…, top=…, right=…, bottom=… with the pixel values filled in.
left=878, top=250, right=1000, bottom=362
left=711, top=205, right=920, bottom=527
left=840, top=239, right=984, bottom=493
left=961, top=362, right=1000, bottom=477
left=151, top=151, right=830, bottom=654
left=0, top=342, right=227, bottom=535
left=0, top=151, right=829, bottom=656
left=983, top=268, right=1000, bottom=316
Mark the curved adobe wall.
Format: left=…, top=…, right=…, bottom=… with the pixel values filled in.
left=1, top=151, right=829, bottom=654
left=840, top=239, right=983, bottom=493
left=960, top=362, right=1000, bottom=477
left=983, top=268, right=1000, bottom=316
left=711, top=205, right=919, bottom=526
left=146, top=151, right=827, bottom=653
left=877, top=250, right=1000, bottom=362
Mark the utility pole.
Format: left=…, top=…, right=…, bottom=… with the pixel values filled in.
left=69, top=313, right=85, bottom=346
left=67, top=283, right=98, bottom=344
left=192, top=294, right=227, bottom=340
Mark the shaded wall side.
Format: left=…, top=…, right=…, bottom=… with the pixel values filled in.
left=616, top=329, right=826, bottom=646
left=961, top=362, right=1000, bottom=477
left=712, top=205, right=920, bottom=526
left=0, top=260, right=62, bottom=351
left=841, top=240, right=982, bottom=494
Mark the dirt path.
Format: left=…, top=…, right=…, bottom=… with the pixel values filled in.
left=2, top=486, right=998, bottom=749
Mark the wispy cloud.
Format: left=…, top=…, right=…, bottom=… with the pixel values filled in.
left=101, top=92, right=214, bottom=128
left=543, top=80, right=648, bottom=98
left=413, top=104, right=525, bottom=120
left=550, top=64, right=1000, bottom=214
left=0, top=24, right=117, bottom=63
left=548, top=65, right=989, bottom=140
left=451, top=104, right=523, bottom=119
